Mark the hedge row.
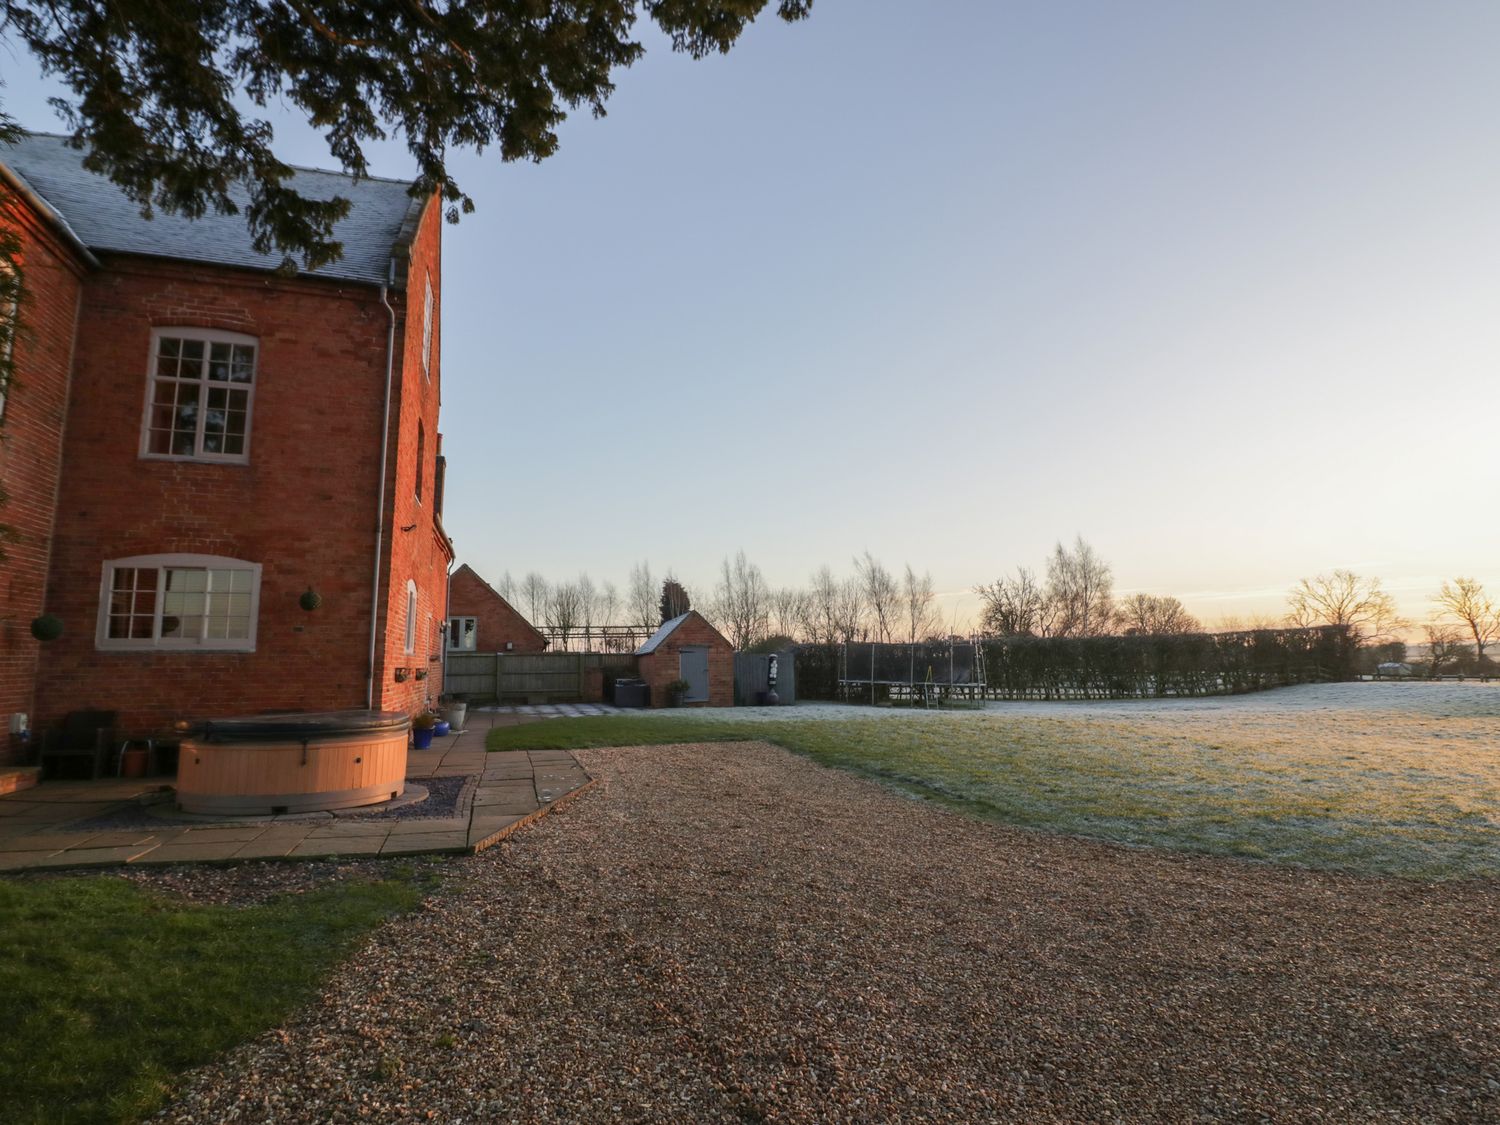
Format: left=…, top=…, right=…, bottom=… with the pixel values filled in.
left=794, top=626, right=1355, bottom=702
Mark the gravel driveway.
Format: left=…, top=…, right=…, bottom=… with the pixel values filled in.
left=159, top=741, right=1500, bottom=1123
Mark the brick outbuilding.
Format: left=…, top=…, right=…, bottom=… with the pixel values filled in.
left=445, top=564, right=547, bottom=655
left=0, top=132, right=453, bottom=753
left=634, top=611, right=733, bottom=708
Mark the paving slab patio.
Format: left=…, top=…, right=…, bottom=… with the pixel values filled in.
left=0, top=709, right=591, bottom=871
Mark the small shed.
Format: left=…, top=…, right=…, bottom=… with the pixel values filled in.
left=635, top=611, right=734, bottom=708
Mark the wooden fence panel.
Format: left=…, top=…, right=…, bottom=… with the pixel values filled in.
left=444, top=651, right=640, bottom=701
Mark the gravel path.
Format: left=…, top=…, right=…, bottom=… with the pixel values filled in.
left=158, top=742, right=1500, bottom=1123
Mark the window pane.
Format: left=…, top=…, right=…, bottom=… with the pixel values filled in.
left=180, top=339, right=204, bottom=363
left=167, top=568, right=207, bottom=593
left=230, top=345, right=255, bottom=383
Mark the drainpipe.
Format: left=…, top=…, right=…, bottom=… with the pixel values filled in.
left=367, top=264, right=399, bottom=709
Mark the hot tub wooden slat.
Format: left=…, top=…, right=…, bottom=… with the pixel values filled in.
left=177, top=725, right=410, bottom=815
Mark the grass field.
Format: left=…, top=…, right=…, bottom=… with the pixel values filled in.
left=487, top=684, right=1500, bottom=880
left=0, top=866, right=437, bottom=1124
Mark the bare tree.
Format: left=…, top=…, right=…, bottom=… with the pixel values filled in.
left=902, top=564, right=938, bottom=644
left=545, top=581, right=584, bottom=649
left=576, top=573, right=598, bottom=649
left=832, top=577, right=867, bottom=643
left=1287, top=570, right=1405, bottom=645
left=770, top=587, right=810, bottom=642
left=854, top=552, right=900, bottom=642
left=1434, top=577, right=1498, bottom=664
left=496, top=570, right=518, bottom=603
left=808, top=566, right=840, bottom=645
left=713, top=549, right=771, bottom=650
left=598, top=581, right=620, bottom=628
left=520, top=572, right=549, bottom=628
left=1115, top=594, right=1201, bottom=636
left=975, top=567, right=1050, bottom=637
left=1423, top=623, right=1468, bottom=678
left=1046, top=537, right=1114, bottom=637
left=627, top=561, right=656, bottom=630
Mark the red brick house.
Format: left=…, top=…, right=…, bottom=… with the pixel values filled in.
left=446, top=564, right=547, bottom=655
left=635, top=611, right=734, bottom=708
left=0, top=132, right=453, bottom=758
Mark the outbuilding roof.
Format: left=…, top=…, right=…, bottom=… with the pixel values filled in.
left=0, top=132, right=423, bottom=286
left=636, top=613, right=692, bottom=655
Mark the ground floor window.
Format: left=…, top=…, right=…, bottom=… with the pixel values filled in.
left=404, top=581, right=418, bottom=654
left=97, top=555, right=260, bottom=651
left=447, top=616, right=477, bottom=651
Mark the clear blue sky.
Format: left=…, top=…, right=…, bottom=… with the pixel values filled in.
left=6, top=1, right=1499, bottom=627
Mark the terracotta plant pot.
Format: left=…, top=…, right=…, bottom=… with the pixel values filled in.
left=120, top=745, right=149, bottom=778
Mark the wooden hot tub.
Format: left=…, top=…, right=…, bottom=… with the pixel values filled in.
left=175, top=710, right=410, bottom=815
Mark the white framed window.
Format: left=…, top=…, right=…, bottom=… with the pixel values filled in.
left=96, top=554, right=261, bottom=652
left=447, top=616, right=477, bottom=652
left=141, top=328, right=257, bottom=461
left=421, top=272, right=434, bottom=377
left=403, top=581, right=417, bottom=654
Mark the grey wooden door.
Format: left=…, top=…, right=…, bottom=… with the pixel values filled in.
left=679, top=647, right=710, bottom=702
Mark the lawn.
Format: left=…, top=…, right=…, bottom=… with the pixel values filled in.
left=0, top=865, right=437, bottom=1124
left=487, top=686, right=1500, bottom=879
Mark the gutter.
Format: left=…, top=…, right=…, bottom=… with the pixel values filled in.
left=0, top=162, right=100, bottom=269
left=367, top=260, right=399, bottom=709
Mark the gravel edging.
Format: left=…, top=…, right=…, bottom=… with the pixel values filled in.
left=154, top=740, right=1500, bottom=1123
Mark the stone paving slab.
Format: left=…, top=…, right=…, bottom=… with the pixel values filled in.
left=0, top=710, right=591, bottom=871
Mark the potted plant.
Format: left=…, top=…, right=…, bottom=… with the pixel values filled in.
left=440, top=695, right=468, bottom=732
left=665, top=679, right=691, bottom=708
left=411, top=710, right=438, bottom=750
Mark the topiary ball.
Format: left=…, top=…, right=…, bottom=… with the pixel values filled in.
left=30, top=614, right=63, bottom=642
left=299, top=589, right=322, bottom=612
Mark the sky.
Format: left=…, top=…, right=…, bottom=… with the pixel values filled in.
left=5, top=1, right=1499, bottom=631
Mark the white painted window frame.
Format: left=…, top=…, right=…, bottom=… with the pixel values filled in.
left=139, top=327, right=258, bottom=464
left=96, top=553, right=262, bottom=652
left=447, top=616, right=477, bottom=652
left=404, top=580, right=418, bottom=654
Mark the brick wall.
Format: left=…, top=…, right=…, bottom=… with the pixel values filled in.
left=447, top=564, right=547, bottom=654
left=374, top=198, right=453, bottom=717
left=31, top=247, right=426, bottom=733
left=637, top=612, right=734, bottom=708
left=0, top=197, right=85, bottom=761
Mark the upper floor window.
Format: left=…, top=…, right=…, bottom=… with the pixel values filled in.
left=421, top=273, right=434, bottom=377
left=97, top=554, right=261, bottom=652
left=143, top=328, right=257, bottom=461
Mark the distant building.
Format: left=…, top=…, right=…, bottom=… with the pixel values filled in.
left=0, top=132, right=453, bottom=755
left=446, top=564, right=547, bottom=655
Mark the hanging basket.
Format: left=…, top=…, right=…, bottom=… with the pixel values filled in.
left=30, top=614, right=63, bottom=642
left=299, top=589, right=323, bottom=612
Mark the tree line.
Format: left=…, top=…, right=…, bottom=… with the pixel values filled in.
left=487, top=552, right=941, bottom=652
left=488, top=539, right=1498, bottom=670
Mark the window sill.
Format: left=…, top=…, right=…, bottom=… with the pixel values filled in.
left=139, top=452, right=251, bottom=467
left=97, top=643, right=257, bottom=654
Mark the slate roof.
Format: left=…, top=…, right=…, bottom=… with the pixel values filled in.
left=0, top=133, right=422, bottom=286
left=637, top=613, right=705, bottom=656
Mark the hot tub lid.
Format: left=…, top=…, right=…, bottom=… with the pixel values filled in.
left=177, top=709, right=412, bottom=743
